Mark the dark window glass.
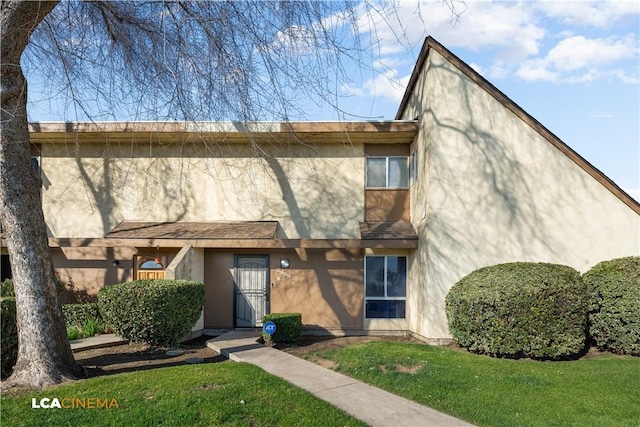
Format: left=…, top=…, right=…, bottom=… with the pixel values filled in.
left=366, top=300, right=406, bottom=319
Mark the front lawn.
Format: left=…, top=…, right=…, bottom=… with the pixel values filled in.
left=1, top=363, right=364, bottom=427
left=310, top=342, right=640, bottom=427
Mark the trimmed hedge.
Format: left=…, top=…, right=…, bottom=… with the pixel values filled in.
left=1, top=297, right=18, bottom=379
left=98, top=279, right=204, bottom=347
left=262, top=313, right=302, bottom=343
left=1, top=279, right=14, bottom=297
left=62, top=303, right=101, bottom=328
left=446, top=262, right=588, bottom=359
left=584, top=256, right=640, bottom=356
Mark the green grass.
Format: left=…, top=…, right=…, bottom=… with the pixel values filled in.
left=311, top=342, right=640, bottom=427
left=67, top=318, right=110, bottom=340
left=1, top=363, right=365, bottom=427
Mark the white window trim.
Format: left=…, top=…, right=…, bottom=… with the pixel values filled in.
left=365, top=156, right=409, bottom=189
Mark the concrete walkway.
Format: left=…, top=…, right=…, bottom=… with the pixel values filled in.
left=207, top=331, right=474, bottom=427
left=70, top=334, right=127, bottom=352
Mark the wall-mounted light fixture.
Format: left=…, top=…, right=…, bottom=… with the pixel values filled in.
left=112, top=260, right=120, bottom=267
left=280, top=258, right=290, bottom=269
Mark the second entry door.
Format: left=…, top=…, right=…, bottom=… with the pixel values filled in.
left=234, top=255, right=269, bottom=327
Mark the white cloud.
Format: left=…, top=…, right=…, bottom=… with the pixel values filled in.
left=267, top=25, right=316, bottom=55
left=356, top=1, right=545, bottom=59
left=352, top=1, right=638, bottom=85
left=489, top=62, right=510, bottom=80
left=545, top=35, right=637, bottom=71
left=343, top=70, right=410, bottom=103
left=536, top=0, right=639, bottom=29
left=516, top=63, right=559, bottom=82
left=623, top=187, right=640, bottom=202
left=469, top=62, right=484, bottom=75
left=516, top=34, right=638, bottom=83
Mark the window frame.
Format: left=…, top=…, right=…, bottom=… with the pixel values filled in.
left=136, top=254, right=167, bottom=270
left=364, top=255, right=407, bottom=319
left=365, top=156, right=409, bottom=189
left=134, top=254, right=168, bottom=280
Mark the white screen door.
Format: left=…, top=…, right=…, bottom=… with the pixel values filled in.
left=234, top=255, right=269, bottom=327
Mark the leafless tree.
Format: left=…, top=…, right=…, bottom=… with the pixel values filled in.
left=1, top=0, right=457, bottom=389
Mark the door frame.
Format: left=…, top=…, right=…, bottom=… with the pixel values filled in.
left=233, top=255, right=270, bottom=328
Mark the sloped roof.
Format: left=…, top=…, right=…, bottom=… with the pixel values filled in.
left=396, top=36, right=640, bottom=215
left=360, top=221, right=418, bottom=240
left=106, top=221, right=278, bottom=240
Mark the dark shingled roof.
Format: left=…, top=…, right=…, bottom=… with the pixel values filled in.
left=359, top=221, right=417, bottom=240
left=106, top=221, right=278, bottom=240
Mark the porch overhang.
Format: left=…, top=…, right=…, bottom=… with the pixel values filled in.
left=47, top=237, right=418, bottom=250
left=28, top=120, right=419, bottom=145
left=42, top=220, right=419, bottom=250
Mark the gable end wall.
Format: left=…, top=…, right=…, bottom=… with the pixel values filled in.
left=402, top=47, right=640, bottom=339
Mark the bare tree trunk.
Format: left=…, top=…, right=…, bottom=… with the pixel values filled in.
left=1, top=0, right=82, bottom=389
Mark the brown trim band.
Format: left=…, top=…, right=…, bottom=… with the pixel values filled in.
left=43, top=237, right=418, bottom=249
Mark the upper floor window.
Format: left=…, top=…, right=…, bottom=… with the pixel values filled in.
left=366, top=156, right=409, bottom=189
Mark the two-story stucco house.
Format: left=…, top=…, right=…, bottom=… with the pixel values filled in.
left=2, top=37, right=638, bottom=342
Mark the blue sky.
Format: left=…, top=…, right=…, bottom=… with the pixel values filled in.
left=26, top=0, right=638, bottom=200
left=339, top=0, right=639, bottom=201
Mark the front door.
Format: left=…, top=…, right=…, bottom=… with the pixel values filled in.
left=234, top=255, right=269, bottom=327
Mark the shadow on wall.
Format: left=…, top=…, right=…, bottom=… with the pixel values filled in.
left=47, top=127, right=366, bottom=326
left=264, top=150, right=364, bottom=330
left=270, top=249, right=364, bottom=330
left=404, top=56, right=632, bottom=335
left=52, top=247, right=133, bottom=303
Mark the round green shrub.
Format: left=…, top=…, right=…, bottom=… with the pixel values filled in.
left=262, top=313, right=302, bottom=343
left=445, top=262, right=587, bottom=359
left=583, top=256, right=640, bottom=356
left=98, top=279, right=204, bottom=347
left=1, top=297, right=18, bottom=379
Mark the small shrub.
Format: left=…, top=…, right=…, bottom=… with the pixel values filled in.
left=62, top=303, right=101, bottom=328
left=446, top=262, right=587, bottom=359
left=98, top=279, right=204, bottom=347
left=583, top=256, right=640, bottom=356
left=67, top=317, right=108, bottom=340
left=67, top=326, right=84, bottom=341
left=262, top=313, right=302, bottom=343
left=1, top=297, right=18, bottom=379
left=1, top=279, right=14, bottom=297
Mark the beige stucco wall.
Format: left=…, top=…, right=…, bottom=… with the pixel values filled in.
left=52, top=246, right=137, bottom=303
left=402, top=49, right=640, bottom=339
left=270, top=249, right=364, bottom=330
left=166, top=245, right=204, bottom=283
left=166, top=245, right=205, bottom=332
left=203, top=249, right=364, bottom=330
left=41, top=142, right=364, bottom=239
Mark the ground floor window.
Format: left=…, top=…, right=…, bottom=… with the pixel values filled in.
left=365, top=255, right=406, bottom=319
